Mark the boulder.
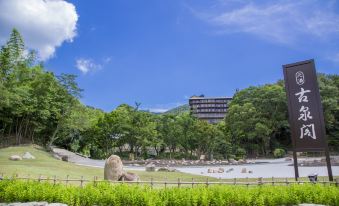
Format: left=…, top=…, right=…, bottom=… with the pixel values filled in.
left=238, top=159, right=245, bottom=164
left=0, top=203, right=67, bottom=206
left=119, top=171, right=139, bottom=181
left=157, top=167, right=176, bottom=172
left=61, top=156, right=68, bottom=162
left=221, top=160, right=229, bottom=164
left=226, top=168, right=234, bottom=173
left=145, top=163, right=156, bottom=172
left=104, top=155, right=124, bottom=181
left=217, top=168, right=224, bottom=173
left=241, top=168, right=247, bottom=173
left=9, top=155, right=22, bottom=161
left=207, top=168, right=213, bottom=173
left=22, top=152, right=35, bottom=160
left=5, top=202, right=49, bottom=206
left=229, top=159, right=238, bottom=164
left=248, top=170, right=253, bottom=174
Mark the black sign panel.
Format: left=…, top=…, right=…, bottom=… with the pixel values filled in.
left=283, top=60, right=327, bottom=151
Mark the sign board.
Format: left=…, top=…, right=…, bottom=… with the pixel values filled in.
left=283, top=59, right=327, bottom=151
left=283, top=59, right=333, bottom=181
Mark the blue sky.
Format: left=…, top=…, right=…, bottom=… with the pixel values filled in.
left=0, top=0, right=339, bottom=112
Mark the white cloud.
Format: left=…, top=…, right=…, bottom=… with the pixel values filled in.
left=198, top=0, right=339, bottom=45
left=76, top=59, right=102, bottom=74
left=0, top=0, right=78, bottom=60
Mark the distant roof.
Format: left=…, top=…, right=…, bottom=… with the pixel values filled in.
left=189, top=96, right=232, bottom=99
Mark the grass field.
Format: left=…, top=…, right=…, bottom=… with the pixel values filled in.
left=0, top=145, right=218, bottom=183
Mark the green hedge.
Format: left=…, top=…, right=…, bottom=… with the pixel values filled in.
left=0, top=180, right=338, bottom=206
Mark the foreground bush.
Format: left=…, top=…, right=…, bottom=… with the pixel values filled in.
left=273, top=148, right=286, bottom=158
left=0, top=180, right=338, bottom=206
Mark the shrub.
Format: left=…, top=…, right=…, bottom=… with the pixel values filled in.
left=235, top=148, right=246, bottom=159
left=273, top=148, right=286, bottom=158
left=0, top=179, right=338, bottom=206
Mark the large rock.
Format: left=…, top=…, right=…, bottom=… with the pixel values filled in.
left=9, top=155, right=22, bottom=161
left=226, top=168, right=234, bottom=173
left=22, top=152, right=35, bottom=160
left=229, top=159, right=238, bottom=164
left=217, top=168, right=224, bottom=173
left=299, top=204, right=326, bottom=206
left=61, top=156, right=68, bottom=162
left=241, top=168, right=247, bottom=173
left=145, top=163, right=156, bottom=172
left=104, top=155, right=124, bottom=181
left=238, top=159, right=245, bottom=164
left=119, top=171, right=139, bottom=181
left=157, top=167, right=177, bottom=172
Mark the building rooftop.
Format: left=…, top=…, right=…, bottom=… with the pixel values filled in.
left=189, top=96, right=232, bottom=99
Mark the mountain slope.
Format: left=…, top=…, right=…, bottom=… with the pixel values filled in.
left=164, top=104, right=189, bottom=115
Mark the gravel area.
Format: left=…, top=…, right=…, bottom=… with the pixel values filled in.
left=51, top=148, right=339, bottom=179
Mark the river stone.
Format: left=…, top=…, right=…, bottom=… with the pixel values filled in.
left=241, top=168, right=247, bottom=173
left=104, top=155, right=124, bottom=181
left=9, top=155, right=22, bottom=161
left=22, top=152, right=35, bottom=159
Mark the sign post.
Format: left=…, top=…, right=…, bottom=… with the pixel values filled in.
left=283, top=59, right=333, bottom=181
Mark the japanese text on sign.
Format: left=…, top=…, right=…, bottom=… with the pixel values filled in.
left=294, top=72, right=316, bottom=140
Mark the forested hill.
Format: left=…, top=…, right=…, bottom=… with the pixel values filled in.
left=164, top=104, right=189, bottom=115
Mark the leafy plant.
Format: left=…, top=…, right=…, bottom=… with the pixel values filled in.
left=273, top=148, right=286, bottom=158
left=0, top=179, right=338, bottom=206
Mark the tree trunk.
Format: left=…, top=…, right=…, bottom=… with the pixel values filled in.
left=48, top=123, right=60, bottom=149
left=23, top=118, right=29, bottom=140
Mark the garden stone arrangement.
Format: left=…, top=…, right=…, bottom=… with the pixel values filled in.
left=104, top=155, right=139, bottom=181
left=9, top=152, right=35, bottom=161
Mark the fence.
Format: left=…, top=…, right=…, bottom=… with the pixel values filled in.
left=1, top=173, right=338, bottom=188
